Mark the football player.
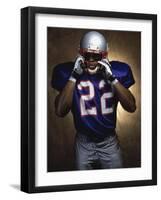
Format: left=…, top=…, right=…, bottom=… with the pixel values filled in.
left=52, top=31, right=136, bottom=170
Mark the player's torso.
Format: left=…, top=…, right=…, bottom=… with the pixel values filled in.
left=72, top=72, right=118, bottom=138
left=52, top=60, right=134, bottom=139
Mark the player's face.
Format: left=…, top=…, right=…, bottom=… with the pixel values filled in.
left=84, top=52, right=102, bottom=74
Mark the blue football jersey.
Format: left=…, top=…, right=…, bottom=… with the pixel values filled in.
left=52, top=61, right=135, bottom=139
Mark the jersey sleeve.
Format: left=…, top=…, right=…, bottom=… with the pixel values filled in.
left=51, top=62, right=74, bottom=92
left=119, top=65, right=135, bottom=88
left=111, top=61, right=135, bottom=89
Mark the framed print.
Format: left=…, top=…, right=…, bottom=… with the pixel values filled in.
left=21, top=6, right=157, bottom=193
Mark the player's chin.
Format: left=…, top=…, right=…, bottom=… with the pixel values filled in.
left=85, top=63, right=99, bottom=74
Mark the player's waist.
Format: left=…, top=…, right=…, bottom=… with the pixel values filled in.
left=77, top=129, right=116, bottom=143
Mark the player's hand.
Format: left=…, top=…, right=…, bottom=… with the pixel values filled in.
left=69, top=55, right=85, bottom=82
left=98, top=59, right=118, bottom=84
left=98, top=59, right=112, bottom=78
left=73, top=55, right=85, bottom=75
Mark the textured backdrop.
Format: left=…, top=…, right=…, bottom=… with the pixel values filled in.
left=47, top=28, right=141, bottom=171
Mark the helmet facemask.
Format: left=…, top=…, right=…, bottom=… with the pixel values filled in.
left=80, top=51, right=107, bottom=74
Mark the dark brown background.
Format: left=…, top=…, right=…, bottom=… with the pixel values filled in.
left=47, top=27, right=141, bottom=172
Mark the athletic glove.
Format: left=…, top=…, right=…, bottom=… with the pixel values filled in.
left=98, top=59, right=118, bottom=85
left=69, top=55, right=85, bottom=82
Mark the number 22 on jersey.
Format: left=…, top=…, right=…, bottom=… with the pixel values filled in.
left=77, top=80, right=114, bottom=116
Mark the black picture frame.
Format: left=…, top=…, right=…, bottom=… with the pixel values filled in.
left=21, top=6, right=157, bottom=193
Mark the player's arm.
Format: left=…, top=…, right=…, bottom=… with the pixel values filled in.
left=55, top=81, right=75, bottom=117
left=55, top=56, right=84, bottom=117
left=112, top=81, right=136, bottom=113
left=98, top=60, right=136, bottom=113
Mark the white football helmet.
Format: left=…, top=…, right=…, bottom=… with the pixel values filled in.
left=78, top=31, right=108, bottom=74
